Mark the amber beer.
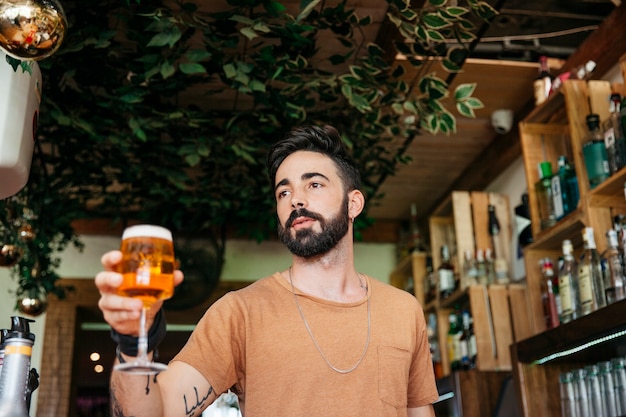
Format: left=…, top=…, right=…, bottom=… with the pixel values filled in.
left=117, top=225, right=175, bottom=307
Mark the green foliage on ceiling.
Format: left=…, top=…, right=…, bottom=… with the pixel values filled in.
left=1, top=0, right=494, bottom=302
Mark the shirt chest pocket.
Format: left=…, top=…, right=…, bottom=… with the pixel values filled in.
left=377, top=345, right=410, bottom=408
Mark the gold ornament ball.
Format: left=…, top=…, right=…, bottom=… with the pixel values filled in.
left=18, top=224, right=35, bottom=242
left=0, top=0, right=67, bottom=61
left=0, top=244, right=23, bottom=267
left=17, top=293, right=48, bottom=316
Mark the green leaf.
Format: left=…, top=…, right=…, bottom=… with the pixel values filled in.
left=180, top=62, right=206, bottom=75
left=454, top=83, right=477, bottom=100
left=160, top=61, right=176, bottom=79
left=428, top=0, right=446, bottom=5
left=441, top=111, right=457, bottom=133
left=240, top=27, right=258, bottom=40
left=442, top=58, right=462, bottom=73
left=426, top=29, right=445, bottom=42
left=446, top=6, right=469, bottom=16
left=223, top=63, right=237, bottom=79
left=456, top=101, right=475, bottom=118
left=423, top=13, right=450, bottom=29
left=297, top=0, right=321, bottom=22
left=249, top=79, right=267, bottom=92
left=465, top=97, right=485, bottom=109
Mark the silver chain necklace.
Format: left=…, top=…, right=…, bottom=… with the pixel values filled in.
left=288, top=267, right=371, bottom=374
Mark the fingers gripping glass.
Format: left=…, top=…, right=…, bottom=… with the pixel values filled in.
left=114, top=225, right=175, bottom=374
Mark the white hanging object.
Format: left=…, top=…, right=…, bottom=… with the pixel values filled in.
left=0, top=51, right=41, bottom=199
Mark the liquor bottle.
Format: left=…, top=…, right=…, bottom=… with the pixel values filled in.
left=427, top=313, right=443, bottom=379
left=554, top=155, right=580, bottom=218
left=583, top=114, right=610, bottom=189
left=438, top=244, right=456, bottom=299
left=540, top=258, right=560, bottom=329
left=559, top=239, right=581, bottom=323
left=488, top=204, right=509, bottom=284
left=462, top=249, right=478, bottom=286
left=586, top=365, right=604, bottom=417
left=612, top=357, right=626, bottom=416
left=578, top=227, right=606, bottom=315
left=475, top=248, right=488, bottom=286
left=603, top=93, right=626, bottom=174
left=535, top=161, right=557, bottom=229
left=572, top=368, right=591, bottom=417
left=424, top=258, right=437, bottom=304
left=409, top=203, right=426, bottom=253
left=484, top=248, right=495, bottom=285
left=459, top=310, right=475, bottom=370
left=559, top=372, right=577, bottom=417
left=598, top=361, right=618, bottom=417
left=446, top=312, right=461, bottom=371
left=603, top=230, right=626, bottom=304
left=533, top=55, right=551, bottom=106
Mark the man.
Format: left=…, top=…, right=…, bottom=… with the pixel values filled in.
left=96, top=124, right=438, bottom=417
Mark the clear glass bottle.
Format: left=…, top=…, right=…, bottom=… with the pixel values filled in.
left=459, top=310, right=474, bottom=370
left=560, top=371, right=577, bottom=417
left=555, top=155, right=580, bottom=217
left=559, top=239, right=581, bottom=323
left=439, top=244, right=456, bottom=299
left=583, top=114, right=610, bottom=189
left=586, top=364, right=605, bottom=417
left=540, top=257, right=560, bottom=329
left=462, top=249, right=478, bottom=287
left=572, top=368, right=590, bottom=417
left=598, top=361, right=618, bottom=417
left=578, top=227, right=606, bottom=315
left=611, top=357, right=626, bottom=416
left=535, top=161, right=557, bottom=229
left=475, top=248, right=488, bottom=286
left=603, top=230, right=626, bottom=304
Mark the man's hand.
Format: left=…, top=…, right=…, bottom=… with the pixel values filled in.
left=95, top=250, right=184, bottom=336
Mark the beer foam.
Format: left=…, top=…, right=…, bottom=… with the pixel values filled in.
left=122, top=225, right=172, bottom=241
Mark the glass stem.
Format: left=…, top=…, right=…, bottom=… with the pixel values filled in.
left=137, top=307, right=149, bottom=362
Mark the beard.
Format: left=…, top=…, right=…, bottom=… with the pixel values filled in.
left=278, top=196, right=350, bottom=258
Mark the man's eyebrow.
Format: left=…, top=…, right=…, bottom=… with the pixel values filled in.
left=274, top=172, right=330, bottom=192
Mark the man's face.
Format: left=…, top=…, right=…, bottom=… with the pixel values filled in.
left=274, top=151, right=350, bottom=257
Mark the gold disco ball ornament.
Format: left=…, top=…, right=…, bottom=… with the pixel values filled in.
left=0, top=0, right=67, bottom=61
left=0, top=244, right=23, bottom=267
left=17, top=291, right=48, bottom=316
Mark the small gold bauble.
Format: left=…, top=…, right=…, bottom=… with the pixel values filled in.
left=18, top=224, right=35, bottom=242
left=17, top=292, right=48, bottom=316
left=0, top=0, right=67, bottom=61
left=0, top=244, right=23, bottom=267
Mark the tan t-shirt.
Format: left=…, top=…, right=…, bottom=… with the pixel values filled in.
left=172, top=272, right=438, bottom=417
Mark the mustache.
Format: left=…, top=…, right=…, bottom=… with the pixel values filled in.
left=285, top=208, right=322, bottom=228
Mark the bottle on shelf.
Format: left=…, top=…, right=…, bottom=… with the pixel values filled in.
left=578, top=227, right=606, bottom=316
left=533, top=55, right=552, bottom=106
left=484, top=248, right=495, bottom=285
left=424, top=257, right=437, bottom=304
left=459, top=310, right=476, bottom=370
left=535, top=161, right=557, bottom=229
left=558, top=239, right=581, bottom=324
left=438, top=244, right=456, bottom=300
left=582, top=114, right=610, bottom=189
left=488, top=204, right=509, bottom=284
left=427, top=313, right=443, bottom=380
left=554, top=155, right=580, bottom=218
left=586, top=364, right=604, bottom=417
left=446, top=312, right=462, bottom=372
left=571, top=368, right=590, bottom=417
left=409, top=203, right=427, bottom=253
left=539, top=257, right=560, bottom=329
left=475, top=248, right=488, bottom=286
left=602, top=93, right=626, bottom=175
left=559, top=371, right=577, bottom=417
left=598, top=361, right=618, bottom=417
left=462, top=249, right=478, bottom=287
left=602, top=230, right=625, bottom=305
left=612, top=357, right=626, bottom=415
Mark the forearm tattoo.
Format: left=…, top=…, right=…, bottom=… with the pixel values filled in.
left=183, top=385, right=214, bottom=417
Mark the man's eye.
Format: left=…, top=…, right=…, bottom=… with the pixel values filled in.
left=277, top=190, right=290, bottom=199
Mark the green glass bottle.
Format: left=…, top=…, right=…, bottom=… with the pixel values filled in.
left=535, top=161, right=557, bottom=229
left=583, top=114, right=610, bottom=189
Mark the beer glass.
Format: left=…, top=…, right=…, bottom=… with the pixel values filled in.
left=114, top=224, right=175, bottom=374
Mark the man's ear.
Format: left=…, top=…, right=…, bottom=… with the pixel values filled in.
left=347, top=189, right=365, bottom=220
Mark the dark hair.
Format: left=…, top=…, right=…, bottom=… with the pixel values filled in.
left=267, top=125, right=362, bottom=193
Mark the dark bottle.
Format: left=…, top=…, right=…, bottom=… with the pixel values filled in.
left=459, top=310, right=476, bottom=370
left=535, top=161, right=557, bottom=229
left=533, top=55, right=551, bottom=105
left=583, top=114, right=610, bottom=189
left=603, top=93, right=626, bottom=174
left=438, top=244, right=456, bottom=299
left=446, top=312, right=461, bottom=371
